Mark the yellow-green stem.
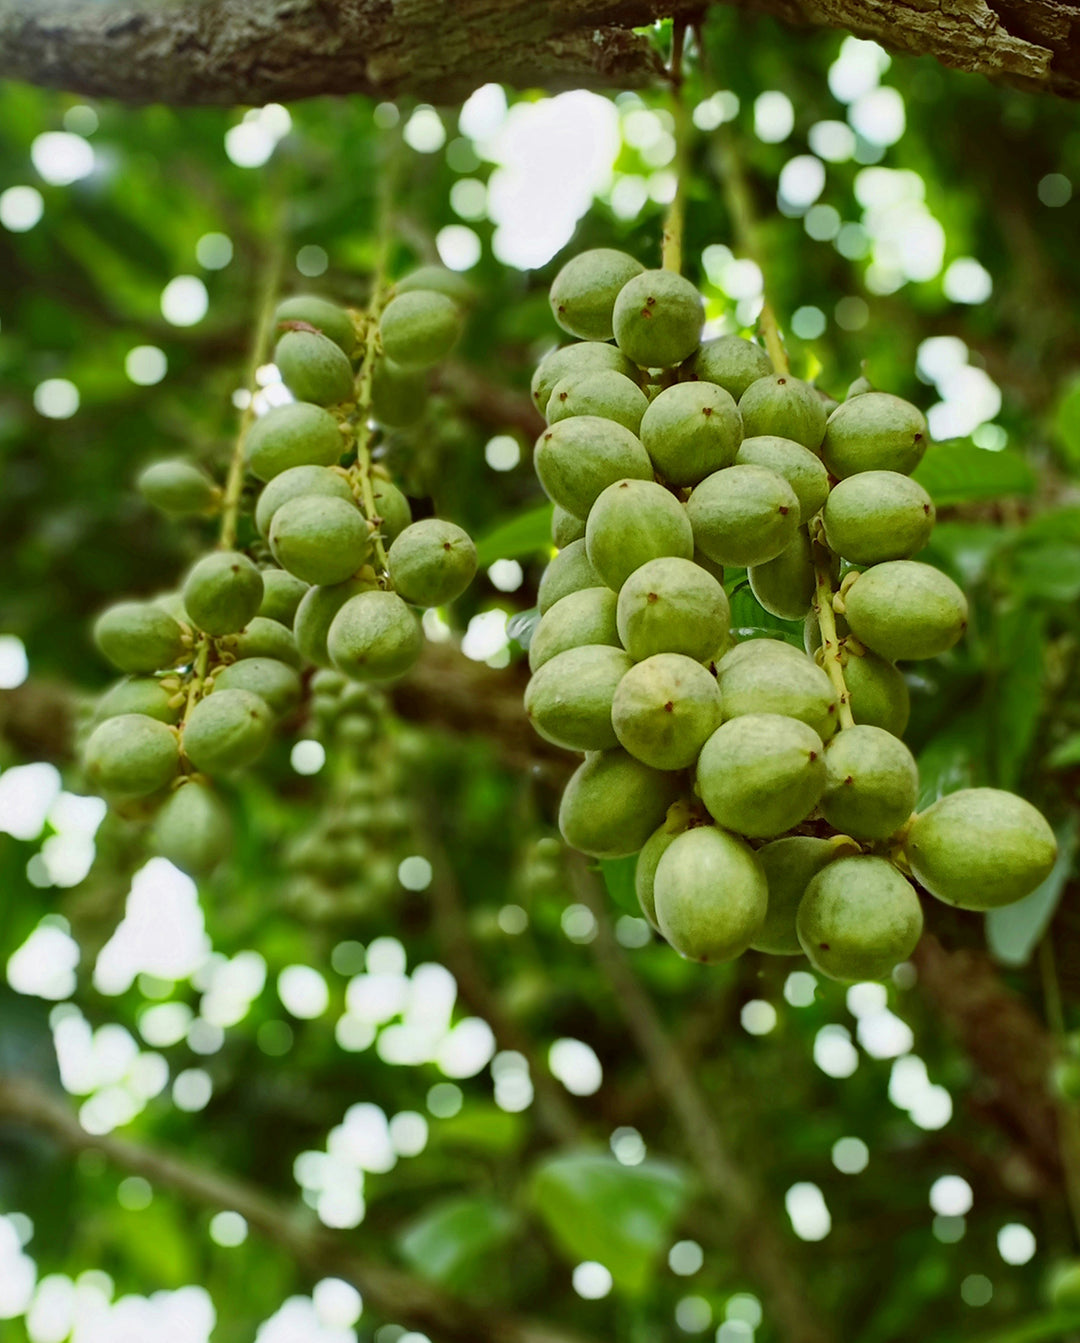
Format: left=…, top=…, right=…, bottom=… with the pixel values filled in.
left=349, top=293, right=391, bottom=574
left=1040, top=937, right=1080, bottom=1245
left=661, top=19, right=689, bottom=275
left=812, top=539, right=855, bottom=731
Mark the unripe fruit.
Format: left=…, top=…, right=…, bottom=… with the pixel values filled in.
left=370, top=357, right=426, bottom=427
left=152, top=781, right=233, bottom=875
left=612, top=269, right=704, bottom=368
left=549, top=248, right=646, bottom=340
left=551, top=504, right=586, bottom=548
left=635, top=822, right=682, bottom=930
left=689, top=336, right=773, bottom=400
left=697, top=713, right=825, bottom=837
left=534, top=416, right=653, bottom=518
left=137, top=459, right=219, bottom=516
left=1048, top=1262, right=1080, bottom=1311
left=639, top=381, right=743, bottom=486
left=529, top=587, right=620, bottom=672
left=275, top=295, right=357, bottom=355
left=717, top=645, right=837, bottom=740
left=546, top=370, right=649, bottom=434
left=230, top=616, right=301, bottom=667
left=94, top=603, right=186, bottom=674
left=840, top=646, right=910, bottom=737
left=84, top=713, right=180, bottom=798
left=718, top=637, right=806, bottom=673
left=254, top=464, right=353, bottom=537
left=395, top=265, right=474, bottom=306
left=612, top=653, right=721, bottom=769
left=215, top=657, right=302, bottom=717
left=370, top=479, right=413, bottom=545
left=296, top=578, right=365, bottom=671
left=735, top=435, right=829, bottom=524
left=585, top=479, right=693, bottom=590
left=752, top=836, right=843, bottom=956
left=387, top=518, right=477, bottom=607
left=821, top=392, right=927, bottom=478
left=182, top=550, right=264, bottom=637
left=738, top=375, right=827, bottom=452
left=537, top=539, right=602, bottom=614
left=327, top=589, right=423, bottom=682
left=749, top=529, right=815, bottom=621
left=823, top=471, right=935, bottom=564
left=904, top=787, right=1057, bottom=909
left=687, top=464, right=800, bottom=567
left=797, top=856, right=923, bottom=982
left=379, top=290, right=462, bottom=368
left=257, top=568, right=310, bottom=626
left=182, top=688, right=273, bottom=773
left=524, top=644, right=632, bottom=751
left=653, top=827, right=767, bottom=962
left=274, top=329, right=355, bottom=406
left=819, top=724, right=918, bottom=839
left=617, top=556, right=730, bottom=663
left=94, top=677, right=181, bottom=726
left=269, top=495, right=371, bottom=585
left=530, top=342, right=638, bottom=416
left=245, top=402, right=344, bottom=482
left=558, top=748, right=681, bottom=858
left=843, top=561, right=968, bottom=662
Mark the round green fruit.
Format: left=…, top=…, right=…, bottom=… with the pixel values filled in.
left=749, top=529, right=815, bottom=621
left=257, top=568, right=310, bottom=626
left=387, top=518, right=477, bottom=607
left=93, top=603, right=187, bottom=674
left=94, top=677, right=181, bottom=726
left=653, top=826, right=767, bottom=962
left=379, top=290, right=462, bottom=368
left=182, top=688, right=273, bottom=773
left=529, top=587, right=620, bottom=673
left=616, top=556, right=730, bottom=663
left=551, top=504, right=586, bottom=548
left=182, top=550, right=264, bottom=637
left=752, top=836, right=844, bottom=956
left=687, top=464, right=800, bottom=568
left=531, top=342, right=638, bottom=417
left=394, top=265, right=474, bottom=305
left=1048, top=1263, right=1080, bottom=1311
left=821, top=392, right=927, bottom=479
left=840, top=646, right=910, bottom=737
left=558, top=748, right=682, bottom=858
left=370, top=479, right=413, bottom=545
left=274, top=330, right=355, bottom=406
left=585, top=479, right=693, bottom=590
left=537, top=539, right=602, bottom=614
left=137, top=459, right=219, bottom=516
left=819, top=724, right=919, bottom=840
left=717, top=644, right=837, bottom=740
left=524, top=644, right=632, bottom=751
left=229, top=616, right=301, bottom=667
left=696, top=713, right=826, bottom=838
left=254, top=463, right=353, bottom=537
left=612, top=270, right=704, bottom=369
left=269, top=494, right=370, bottom=586
left=843, top=561, right=968, bottom=662
left=549, top=248, right=646, bottom=341
left=245, top=402, right=344, bottom=482
left=275, top=294, right=356, bottom=355
left=797, top=856, right=923, bottom=982
left=370, top=357, right=426, bottom=427
left=327, top=590, right=424, bottom=682
left=534, top=415, right=653, bottom=518
left=84, top=713, right=180, bottom=798
left=152, top=781, right=233, bottom=876
left=214, top=657, right=302, bottom=717
left=612, top=653, right=721, bottom=770
left=823, top=471, right=935, bottom=564
left=738, top=375, right=827, bottom=452
left=735, top=436, right=829, bottom=524
left=635, top=822, right=683, bottom=931
left=546, top=370, right=649, bottom=434
left=688, top=336, right=773, bottom=400
left=639, top=381, right=743, bottom=486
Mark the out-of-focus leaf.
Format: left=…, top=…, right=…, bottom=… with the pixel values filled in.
left=987, top=816, right=1078, bottom=966
left=990, top=608, right=1045, bottom=790
left=600, top=855, right=640, bottom=915
left=398, top=1196, right=516, bottom=1291
left=727, top=580, right=804, bottom=647
left=1053, top=374, right=1080, bottom=465
left=1047, top=734, right=1080, bottom=769
left=434, top=1104, right=525, bottom=1152
left=915, top=708, right=986, bottom=807
left=474, top=505, right=553, bottom=566
left=1011, top=542, right=1080, bottom=602
left=912, top=444, right=1036, bottom=505
left=921, top=522, right=1014, bottom=587
left=945, top=1311, right=1080, bottom=1343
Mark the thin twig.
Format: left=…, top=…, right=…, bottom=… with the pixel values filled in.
left=1041, top=936, right=1080, bottom=1244
left=661, top=18, right=689, bottom=275
left=811, top=537, right=855, bottom=730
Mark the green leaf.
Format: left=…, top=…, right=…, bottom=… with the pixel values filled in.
left=912, top=444, right=1036, bottom=505
left=1048, top=734, right=1080, bottom=769
left=915, top=708, right=986, bottom=808
left=600, top=855, right=640, bottom=915
left=989, top=608, right=1045, bottom=790
left=942, top=1311, right=1080, bottom=1343
left=530, top=1151, right=688, bottom=1295
left=986, top=816, right=1078, bottom=967
left=474, top=505, right=554, bottom=566
left=1053, top=373, right=1080, bottom=465
left=727, top=579, right=804, bottom=646
left=434, top=1104, right=526, bottom=1152
left=398, top=1196, right=516, bottom=1291
left=1011, top=542, right=1080, bottom=602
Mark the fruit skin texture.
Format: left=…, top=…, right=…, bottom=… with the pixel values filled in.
left=327, top=590, right=424, bottom=682
left=635, top=822, right=682, bottom=930
left=94, top=677, right=181, bottom=726
left=639, top=381, right=743, bottom=486
left=387, top=519, right=477, bottom=607
left=370, top=478, right=412, bottom=545
left=749, top=528, right=815, bottom=621
left=611, top=653, right=721, bottom=770
left=529, top=587, right=621, bottom=673
left=696, top=713, right=826, bottom=838
left=293, top=577, right=374, bottom=667
left=137, top=459, right=219, bottom=516
left=394, top=266, right=473, bottom=305
left=269, top=494, right=371, bottom=586
left=530, top=343, right=637, bottom=416
left=738, top=375, right=827, bottom=452
left=537, top=539, right=603, bottom=614
left=182, top=550, right=264, bottom=637
left=549, top=248, right=645, bottom=341
left=653, top=826, right=768, bottom=963
left=524, top=645, right=632, bottom=751
left=616, top=556, right=730, bottom=664
left=378, top=290, right=462, bottom=368
left=274, top=330, right=355, bottom=406
left=254, top=464, right=354, bottom=538
left=94, top=603, right=187, bottom=674
left=819, top=724, right=919, bottom=840
left=84, top=713, right=180, bottom=798
left=735, top=436, right=829, bottom=524
left=612, top=269, right=704, bottom=368
left=822, top=470, right=935, bottom=564
left=797, top=856, right=923, bottom=982
left=753, top=836, right=845, bottom=956
left=275, top=295, right=356, bottom=355
left=245, top=402, right=344, bottom=481
left=558, top=749, right=681, bottom=858
left=257, top=568, right=310, bottom=626
left=370, top=357, right=426, bottom=427
left=687, top=464, right=800, bottom=568
left=843, top=560, right=968, bottom=662
left=152, top=780, right=233, bottom=876
left=689, top=335, right=773, bottom=400
left=821, top=391, right=927, bottom=479
left=552, top=505, right=586, bottom=548
left=904, top=787, right=1057, bottom=909
left=229, top=616, right=301, bottom=667
left=214, top=657, right=302, bottom=717
left=182, top=688, right=273, bottom=773
left=717, top=644, right=838, bottom=740
left=840, top=647, right=910, bottom=737
left=546, top=370, right=649, bottom=434
left=585, top=479, right=693, bottom=590
left=534, top=416, right=653, bottom=519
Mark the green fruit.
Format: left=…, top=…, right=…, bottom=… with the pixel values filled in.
left=653, top=826, right=767, bottom=962
left=717, top=645, right=838, bottom=739
left=843, top=561, right=968, bottom=662
left=738, top=375, right=827, bottom=452
left=612, top=270, right=704, bottom=368
left=549, top=248, right=646, bottom=340
left=379, top=290, right=462, bottom=368
left=182, top=550, right=264, bottom=637
left=182, top=688, right=273, bottom=773
left=269, top=494, right=371, bottom=585
left=616, top=556, right=730, bottom=663
left=635, top=822, right=683, bottom=930
left=524, top=645, right=632, bottom=751
left=752, top=836, right=842, bottom=956
left=819, top=724, right=918, bottom=839
left=585, top=479, right=693, bottom=590
left=84, top=713, right=180, bottom=798
left=823, top=471, right=935, bottom=565
left=749, top=529, right=815, bottom=621
left=840, top=647, right=910, bottom=736
left=551, top=504, right=586, bottom=548
left=797, top=856, right=923, bottom=982
left=716, top=638, right=806, bottom=673
left=387, top=518, right=477, bottom=607
left=687, top=464, right=800, bottom=568
left=274, top=330, right=355, bottom=406
left=229, top=616, right=301, bottom=667
left=254, top=464, right=353, bottom=537
left=534, top=416, right=653, bottom=518
left=529, top=587, right=620, bottom=672
left=152, top=781, right=233, bottom=875
left=639, top=381, right=743, bottom=486
left=275, top=295, right=357, bottom=355
left=214, top=657, right=302, bottom=717
left=327, top=590, right=423, bottom=682
left=688, top=336, right=773, bottom=399
left=697, top=713, right=825, bottom=837
left=257, top=568, right=310, bottom=626
left=546, top=370, right=649, bottom=434
left=245, top=402, right=344, bottom=482
left=371, top=478, right=413, bottom=543
left=735, top=436, right=829, bottom=524
left=394, top=266, right=473, bottom=305
left=558, top=748, right=681, bottom=858
left=94, top=603, right=187, bottom=674
left=904, top=788, right=1057, bottom=909
left=612, top=653, right=721, bottom=770
left=821, top=392, right=927, bottom=479
left=137, top=459, right=219, bottom=516
left=370, top=357, right=426, bottom=427
left=94, top=677, right=181, bottom=725
left=846, top=375, right=873, bottom=399
left=531, top=342, right=637, bottom=416
left=537, top=539, right=602, bottom=614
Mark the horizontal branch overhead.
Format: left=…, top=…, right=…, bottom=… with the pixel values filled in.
left=0, top=0, right=1076, bottom=106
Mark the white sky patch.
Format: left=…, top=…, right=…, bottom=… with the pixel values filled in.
left=0, top=762, right=62, bottom=839
left=808, top=120, right=856, bottom=163
left=998, top=1223, right=1036, bottom=1265
left=436, top=224, right=481, bottom=271
left=572, top=1262, right=612, bottom=1300
left=930, top=1175, right=973, bottom=1217
left=485, top=434, right=521, bottom=470
left=404, top=106, right=446, bottom=153
left=890, top=1055, right=953, bottom=1130
left=778, top=155, right=826, bottom=214
left=461, top=609, right=509, bottom=663
left=813, top=1024, right=858, bottom=1078
left=459, top=83, right=509, bottom=141
left=943, top=257, right=993, bottom=304
left=125, top=345, right=167, bottom=386
left=225, top=104, right=291, bottom=167
left=94, top=858, right=210, bottom=995
left=278, top=965, right=329, bottom=1019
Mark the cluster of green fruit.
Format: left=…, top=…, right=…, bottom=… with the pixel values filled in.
left=81, top=271, right=478, bottom=874
left=524, top=247, right=1057, bottom=982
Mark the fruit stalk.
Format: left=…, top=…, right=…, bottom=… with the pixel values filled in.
left=811, top=537, right=855, bottom=730
left=661, top=18, right=689, bottom=276
left=349, top=292, right=391, bottom=574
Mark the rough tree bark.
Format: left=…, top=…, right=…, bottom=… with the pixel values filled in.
left=0, top=0, right=1077, bottom=106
